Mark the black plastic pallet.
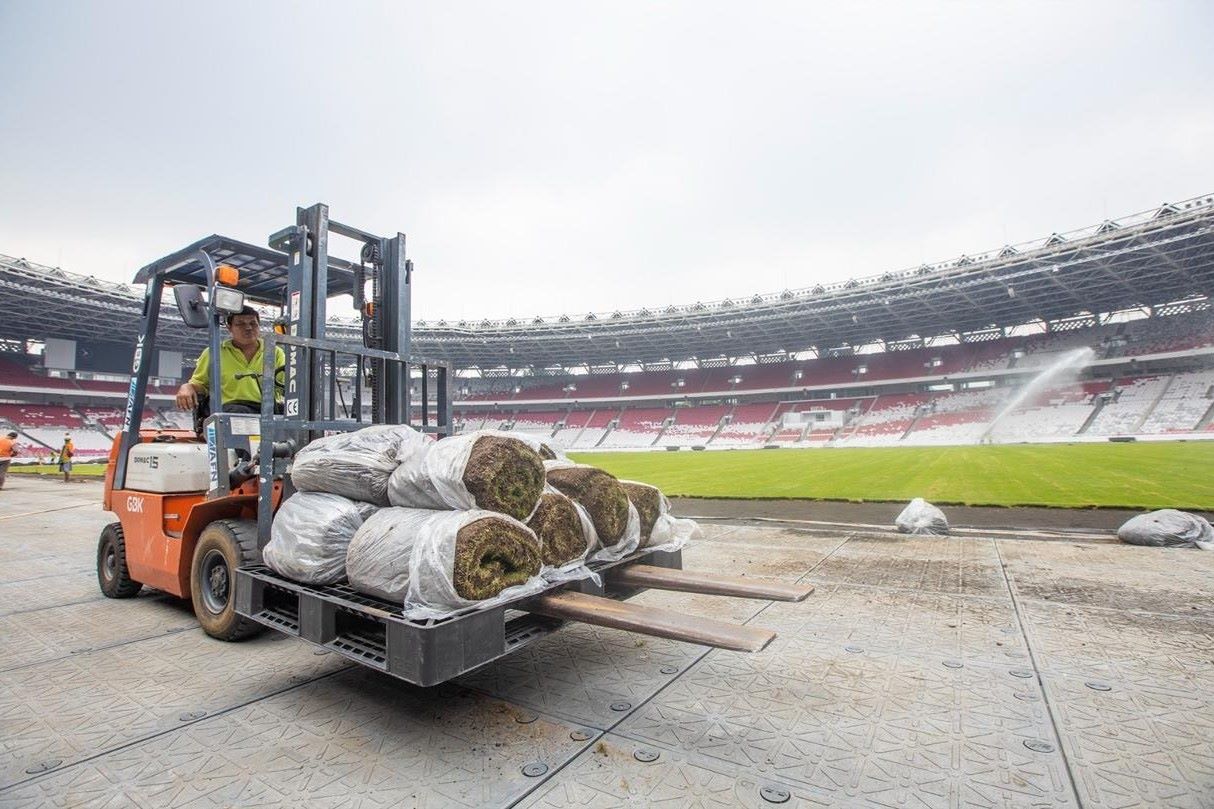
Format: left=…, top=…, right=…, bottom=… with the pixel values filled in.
left=235, top=547, right=682, bottom=686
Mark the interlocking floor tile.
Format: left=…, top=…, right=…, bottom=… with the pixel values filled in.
left=1, top=668, right=585, bottom=809
left=0, top=630, right=346, bottom=787
left=809, top=534, right=1007, bottom=597
left=762, top=582, right=1028, bottom=666
left=615, top=638, right=1077, bottom=808
left=999, top=541, right=1214, bottom=614
left=1042, top=673, right=1214, bottom=809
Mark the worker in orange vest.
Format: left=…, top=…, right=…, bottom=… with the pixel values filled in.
left=58, top=435, right=75, bottom=483
left=0, top=431, right=17, bottom=490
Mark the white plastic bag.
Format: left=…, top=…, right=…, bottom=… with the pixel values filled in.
left=895, top=498, right=949, bottom=535
left=291, top=424, right=431, bottom=506
left=345, top=507, right=547, bottom=620
left=1118, top=509, right=1214, bottom=549
left=387, top=429, right=545, bottom=520
left=263, top=492, right=377, bottom=584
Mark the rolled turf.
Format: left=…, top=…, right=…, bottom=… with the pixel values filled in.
left=527, top=491, right=589, bottom=566
left=545, top=466, right=630, bottom=545
left=620, top=481, right=662, bottom=547
left=462, top=435, right=546, bottom=521
left=452, top=516, right=542, bottom=600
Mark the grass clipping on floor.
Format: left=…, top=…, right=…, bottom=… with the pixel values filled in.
left=452, top=516, right=542, bottom=600
left=527, top=491, right=591, bottom=567
left=620, top=481, right=662, bottom=548
left=544, top=465, right=630, bottom=545
left=462, top=436, right=546, bottom=521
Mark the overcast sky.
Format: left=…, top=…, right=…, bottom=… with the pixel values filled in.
left=1, top=2, right=1211, bottom=322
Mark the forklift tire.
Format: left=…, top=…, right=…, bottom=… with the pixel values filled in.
left=97, top=522, right=143, bottom=599
left=191, top=519, right=263, bottom=641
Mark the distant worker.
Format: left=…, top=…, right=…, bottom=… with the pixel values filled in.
left=0, top=431, right=18, bottom=490
left=58, top=434, right=74, bottom=483
left=175, top=307, right=286, bottom=414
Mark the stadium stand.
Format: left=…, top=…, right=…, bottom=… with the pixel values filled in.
left=2, top=196, right=1213, bottom=451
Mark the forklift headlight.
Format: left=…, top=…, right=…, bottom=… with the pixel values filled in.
left=212, top=286, right=246, bottom=314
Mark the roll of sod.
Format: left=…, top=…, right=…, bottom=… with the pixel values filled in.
left=545, top=465, right=630, bottom=546
left=462, top=436, right=546, bottom=521
left=620, top=481, right=663, bottom=548
left=527, top=490, right=592, bottom=567
left=453, top=516, right=544, bottom=599
left=388, top=431, right=545, bottom=522
left=346, top=507, right=542, bottom=609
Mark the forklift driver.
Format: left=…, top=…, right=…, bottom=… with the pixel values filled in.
left=175, top=307, right=286, bottom=416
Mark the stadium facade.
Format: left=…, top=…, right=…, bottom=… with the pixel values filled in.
left=1, top=196, right=1212, bottom=459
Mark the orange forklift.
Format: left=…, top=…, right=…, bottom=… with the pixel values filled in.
left=97, top=204, right=449, bottom=640
left=97, top=204, right=805, bottom=687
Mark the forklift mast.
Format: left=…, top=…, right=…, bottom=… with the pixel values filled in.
left=111, top=204, right=452, bottom=542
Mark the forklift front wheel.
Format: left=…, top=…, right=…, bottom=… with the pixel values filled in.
left=191, top=520, right=262, bottom=641
left=97, top=522, right=142, bottom=599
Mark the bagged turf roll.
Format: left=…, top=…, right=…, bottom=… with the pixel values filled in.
left=292, top=424, right=431, bottom=506
left=895, top=498, right=949, bottom=536
left=263, top=492, right=378, bottom=585
left=620, top=481, right=662, bottom=545
left=346, top=507, right=545, bottom=619
left=388, top=430, right=545, bottom=521
left=1117, top=509, right=1214, bottom=549
left=544, top=463, right=629, bottom=544
left=527, top=488, right=596, bottom=568
left=619, top=480, right=701, bottom=551
left=544, top=462, right=641, bottom=561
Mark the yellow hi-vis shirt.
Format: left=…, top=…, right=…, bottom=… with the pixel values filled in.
left=188, top=339, right=287, bottom=405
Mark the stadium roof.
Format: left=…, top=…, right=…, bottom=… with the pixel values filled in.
left=2, top=195, right=1213, bottom=371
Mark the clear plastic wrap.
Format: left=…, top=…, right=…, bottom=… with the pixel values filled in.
left=345, top=507, right=547, bottom=620
left=894, top=498, right=950, bottom=536
left=263, top=492, right=378, bottom=584
left=291, top=424, right=432, bottom=506
left=387, top=429, right=545, bottom=521
left=1117, top=509, right=1214, bottom=549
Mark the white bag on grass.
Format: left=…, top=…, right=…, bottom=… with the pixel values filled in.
left=1118, top=509, right=1213, bottom=549
left=895, top=498, right=949, bottom=536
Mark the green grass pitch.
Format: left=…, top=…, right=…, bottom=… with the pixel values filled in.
left=570, top=442, right=1214, bottom=510
left=9, top=463, right=108, bottom=478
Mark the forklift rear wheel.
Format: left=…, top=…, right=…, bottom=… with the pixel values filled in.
left=97, top=522, right=142, bottom=598
left=191, top=519, right=262, bottom=641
